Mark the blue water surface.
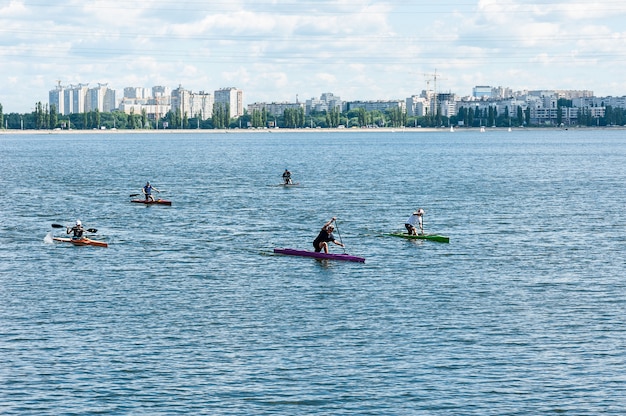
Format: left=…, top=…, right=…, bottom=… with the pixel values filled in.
left=1, top=129, right=625, bottom=414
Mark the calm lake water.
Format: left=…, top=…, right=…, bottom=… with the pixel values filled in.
left=1, top=129, right=625, bottom=414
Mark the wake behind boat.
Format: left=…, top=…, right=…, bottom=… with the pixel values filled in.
left=386, top=232, right=450, bottom=243
left=274, top=248, right=365, bottom=263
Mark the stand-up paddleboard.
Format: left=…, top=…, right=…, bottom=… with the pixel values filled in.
left=272, top=182, right=300, bottom=187
left=274, top=248, right=365, bottom=263
left=131, top=199, right=172, bottom=206
left=386, top=232, right=449, bottom=243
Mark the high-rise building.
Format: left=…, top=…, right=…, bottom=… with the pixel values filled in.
left=123, top=87, right=151, bottom=100
left=49, top=82, right=65, bottom=114
left=473, top=86, right=492, bottom=99
left=214, top=87, right=244, bottom=118
left=87, top=83, right=116, bottom=112
left=189, top=91, right=213, bottom=120
left=50, top=82, right=114, bottom=115
left=171, top=85, right=191, bottom=120
left=71, top=84, right=90, bottom=114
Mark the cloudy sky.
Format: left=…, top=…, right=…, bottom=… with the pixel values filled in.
left=2, top=0, right=626, bottom=113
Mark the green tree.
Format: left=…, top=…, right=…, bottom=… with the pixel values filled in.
left=129, top=108, right=136, bottom=129
left=34, top=101, right=45, bottom=129
left=356, top=108, right=367, bottom=127
left=50, top=104, right=58, bottom=129
left=141, top=108, right=149, bottom=128
left=524, top=106, right=531, bottom=126
left=212, top=103, right=226, bottom=129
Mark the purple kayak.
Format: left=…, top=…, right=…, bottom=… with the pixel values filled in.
left=274, top=248, right=365, bottom=263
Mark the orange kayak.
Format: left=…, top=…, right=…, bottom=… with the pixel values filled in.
left=53, top=237, right=108, bottom=248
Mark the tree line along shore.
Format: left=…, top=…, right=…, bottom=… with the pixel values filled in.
left=2, top=100, right=626, bottom=131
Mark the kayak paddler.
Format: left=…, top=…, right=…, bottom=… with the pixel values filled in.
left=405, top=208, right=424, bottom=235
left=142, top=181, right=160, bottom=202
left=313, top=217, right=345, bottom=253
left=67, top=219, right=86, bottom=240
left=282, top=169, right=293, bottom=185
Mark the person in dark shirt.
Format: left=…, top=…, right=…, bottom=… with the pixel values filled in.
left=313, top=217, right=344, bottom=253
left=282, top=169, right=293, bottom=184
left=67, top=219, right=85, bottom=240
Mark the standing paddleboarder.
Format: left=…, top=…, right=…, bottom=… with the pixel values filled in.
left=142, top=181, right=160, bottom=202
left=282, top=169, right=293, bottom=184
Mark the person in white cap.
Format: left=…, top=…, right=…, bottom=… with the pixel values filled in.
left=67, top=219, right=86, bottom=239
left=404, top=208, right=425, bottom=235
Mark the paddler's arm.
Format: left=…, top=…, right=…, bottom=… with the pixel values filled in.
left=323, top=217, right=336, bottom=229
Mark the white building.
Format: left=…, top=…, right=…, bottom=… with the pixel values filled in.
left=49, top=82, right=115, bottom=115
left=406, top=95, right=429, bottom=117
left=214, top=87, right=244, bottom=118
left=347, top=100, right=405, bottom=113
left=87, top=83, right=116, bottom=113
left=189, top=91, right=214, bottom=120
left=305, top=93, right=343, bottom=115
left=248, top=102, right=305, bottom=116
left=123, top=87, right=151, bottom=100
left=49, top=82, right=65, bottom=114
left=171, top=85, right=192, bottom=118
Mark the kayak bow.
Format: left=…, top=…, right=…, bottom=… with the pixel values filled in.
left=386, top=232, right=450, bottom=243
left=274, top=248, right=365, bottom=263
left=53, top=237, right=108, bottom=248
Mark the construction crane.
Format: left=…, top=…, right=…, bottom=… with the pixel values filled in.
left=423, top=70, right=446, bottom=125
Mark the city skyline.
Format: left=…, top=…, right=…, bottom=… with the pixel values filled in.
left=2, top=0, right=626, bottom=113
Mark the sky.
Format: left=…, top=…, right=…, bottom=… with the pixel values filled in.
left=2, top=0, right=626, bottom=113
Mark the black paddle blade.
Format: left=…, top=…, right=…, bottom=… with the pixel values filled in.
left=129, top=194, right=140, bottom=197
left=86, top=228, right=98, bottom=233
left=51, top=223, right=64, bottom=228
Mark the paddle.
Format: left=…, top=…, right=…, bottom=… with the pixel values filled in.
left=51, top=223, right=98, bottom=233
left=130, top=190, right=163, bottom=197
left=333, top=218, right=347, bottom=253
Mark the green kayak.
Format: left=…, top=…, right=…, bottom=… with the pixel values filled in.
left=386, top=232, right=450, bottom=243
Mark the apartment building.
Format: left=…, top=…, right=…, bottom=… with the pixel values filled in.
left=49, top=82, right=115, bottom=115
left=87, top=83, right=116, bottom=113
left=346, top=100, right=405, bottom=113
left=248, top=102, right=305, bottom=117
left=214, top=87, right=244, bottom=118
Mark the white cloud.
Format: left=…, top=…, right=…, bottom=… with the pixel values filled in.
left=2, top=0, right=626, bottom=112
